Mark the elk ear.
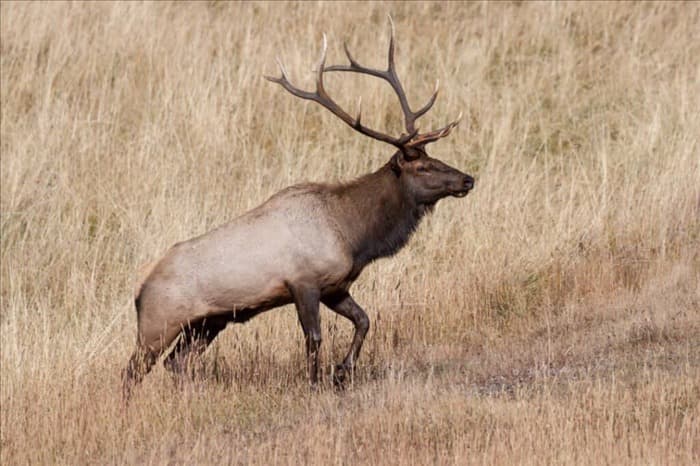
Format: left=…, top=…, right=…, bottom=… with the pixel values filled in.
left=390, top=151, right=407, bottom=175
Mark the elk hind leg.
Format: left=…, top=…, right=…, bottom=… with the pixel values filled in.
left=122, top=345, right=158, bottom=402
left=322, top=292, right=370, bottom=387
left=163, top=317, right=228, bottom=379
left=122, top=324, right=181, bottom=402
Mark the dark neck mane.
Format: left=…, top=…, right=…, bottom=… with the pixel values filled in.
left=331, top=164, right=428, bottom=270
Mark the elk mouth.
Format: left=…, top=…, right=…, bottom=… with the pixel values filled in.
left=449, top=176, right=474, bottom=198
left=450, top=188, right=471, bottom=198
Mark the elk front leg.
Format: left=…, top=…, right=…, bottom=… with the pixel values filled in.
left=290, top=285, right=322, bottom=386
left=322, top=292, right=369, bottom=386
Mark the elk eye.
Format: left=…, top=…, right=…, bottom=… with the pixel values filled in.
left=417, top=166, right=428, bottom=173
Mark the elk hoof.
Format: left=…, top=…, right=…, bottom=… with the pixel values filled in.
left=333, top=364, right=350, bottom=389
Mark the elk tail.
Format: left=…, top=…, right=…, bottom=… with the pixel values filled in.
left=133, top=260, right=158, bottom=313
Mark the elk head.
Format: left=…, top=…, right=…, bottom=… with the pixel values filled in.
left=266, top=16, right=474, bottom=207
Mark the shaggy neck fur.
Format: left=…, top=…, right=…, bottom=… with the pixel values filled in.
left=331, top=163, right=429, bottom=270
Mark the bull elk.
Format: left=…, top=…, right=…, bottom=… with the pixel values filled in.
left=123, top=18, right=474, bottom=399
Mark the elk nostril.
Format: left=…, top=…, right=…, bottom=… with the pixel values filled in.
left=464, top=176, right=474, bottom=190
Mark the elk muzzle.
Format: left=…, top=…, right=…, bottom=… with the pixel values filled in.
left=451, top=174, right=474, bottom=197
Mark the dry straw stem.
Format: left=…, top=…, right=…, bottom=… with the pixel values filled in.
left=1, top=1, right=699, bottom=465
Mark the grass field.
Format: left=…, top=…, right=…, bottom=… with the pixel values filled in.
left=1, top=2, right=699, bottom=464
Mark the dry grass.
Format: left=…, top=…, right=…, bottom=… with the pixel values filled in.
left=1, top=1, right=699, bottom=464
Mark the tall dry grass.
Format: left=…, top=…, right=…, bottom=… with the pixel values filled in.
left=1, top=1, right=699, bottom=464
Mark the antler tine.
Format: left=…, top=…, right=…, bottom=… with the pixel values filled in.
left=356, top=96, right=362, bottom=125
left=413, top=80, right=439, bottom=121
left=266, top=34, right=405, bottom=148
left=264, top=58, right=316, bottom=101
left=275, top=58, right=290, bottom=80
left=315, top=34, right=329, bottom=97
left=342, top=42, right=362, bottom=68
left=406, top=111, right=463, bottom=147
left=324, top=15, right=439, bottom=138
left=387, top=14, right=397, bottom=73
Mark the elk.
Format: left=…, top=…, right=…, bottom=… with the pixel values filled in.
left=122, top=18, right=474, bottom=399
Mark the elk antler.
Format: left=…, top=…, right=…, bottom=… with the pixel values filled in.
left=265, top=16, right=460, bottom=152
left=265, top=35, right=408, bottom=149
left=324, top=16, right=439, bottom=140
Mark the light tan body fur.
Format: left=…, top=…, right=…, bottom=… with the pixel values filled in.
left=136, top=185, right=353, bottom=353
